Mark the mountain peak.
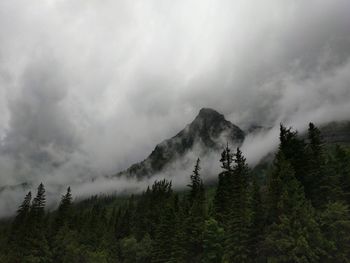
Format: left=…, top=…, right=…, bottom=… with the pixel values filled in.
left=193, top=108, right=226, bottom=126
left=197, top=108, right=223, bottom=119
left=117, top=108, right=245, bottom=178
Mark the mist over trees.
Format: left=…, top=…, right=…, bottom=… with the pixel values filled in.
left=0, top=123, right=349, bottom=262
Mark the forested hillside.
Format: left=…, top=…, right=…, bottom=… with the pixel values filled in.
left=1, top=123, right=349, bottom=262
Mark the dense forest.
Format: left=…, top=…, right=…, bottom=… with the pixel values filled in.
left=0, top=123, right=349, bottom=262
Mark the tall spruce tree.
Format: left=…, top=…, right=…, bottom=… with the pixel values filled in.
left=170, top=202, right=188, bottom=263
left=319, top=201, right=350, bottom=262
left=11, top=191, right=32, bottom=238
left=279, top=124, right=307, bottom=187
left=202, top=218, right=224, bottom=263
left=188, top=158, right=203, bottom=204
left=249, top=175, right=264, bottom=261
left=305, top=122, right=342, bottom=208
left=224, top=148, right=251, bottom=263
left=151, top=203, right=176, bottom=263
left=30, top=183, right=46, bottom=221
left=263, top=155, right=325, bottom=263
left=27, top=183, right=51, bottom=262
left=8, top=191, right=32, bottom=261
left=266, top=152, right=289, bottom=224
left=185, top=158, right=206, bottom=262
left=53, top=187, right=73, bottom=234
left=214, top=144, right=234, bottom=225
left=332, top=145, right=350, bottom=205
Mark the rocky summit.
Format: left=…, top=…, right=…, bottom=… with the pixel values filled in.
left=117, top=108, right=245, bottom=178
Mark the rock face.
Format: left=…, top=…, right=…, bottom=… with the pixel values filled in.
left=117, top=108, right=245, bottom=178
left=318, top=121, right=350, bottom=144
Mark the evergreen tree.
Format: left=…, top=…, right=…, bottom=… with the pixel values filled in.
left=8, top=191, right=32, bottom=261
left=266, top=152, right=289, bottom=224
left=305, top=122, right=342, bottom=208
left=136, top=233, right=152, bottom=263
left=224, top=148, right=251, bottom=263
left=151, top=203, right=176, bottom=263
left=249, top=175, right=264, bottom=261
left=319, top=202, right=350, bottom=262
left=27, top=183, right=51, bottom=263
left=214, top=144, right=234, bottom=225
left=170, top=203, right=188, bottom=262
left=279, top=124, right=307, bottom=187
left=202, top=218, right=224, bottom=263
left=11, top=191, right=32, bottom=238
left=332, top=145, right=350, bottom=205
left=263, top=156, right=325, bottom=262
left=185, top=159, right=207, bottom=262
left=188, top=158, right=203, bottom=204
left=53, top=187, right=73, bottom=234
left=30, top=183, right=46, bottom=221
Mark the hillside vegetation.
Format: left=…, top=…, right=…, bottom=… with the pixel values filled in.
left=1, top=123, right=350, bottom=263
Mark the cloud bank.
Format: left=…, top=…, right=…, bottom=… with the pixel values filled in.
left=0, top=0, right=350, bottom=216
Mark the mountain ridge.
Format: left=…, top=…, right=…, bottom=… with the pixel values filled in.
left=116, top=108, right=245, bottom=178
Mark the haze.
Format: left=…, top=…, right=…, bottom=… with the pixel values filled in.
left=0, top=0, right=350, bottom=216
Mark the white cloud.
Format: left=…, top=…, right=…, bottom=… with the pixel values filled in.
left=0, top=0, right=349, bottom=216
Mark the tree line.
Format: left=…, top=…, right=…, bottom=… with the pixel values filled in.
left=0, top=123, right=349, bottom=262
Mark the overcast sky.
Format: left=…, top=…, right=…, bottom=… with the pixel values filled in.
left=0, top=0, right=350, bottom=215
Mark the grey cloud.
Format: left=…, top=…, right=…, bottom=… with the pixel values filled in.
left=0, top=0, right=350, bottom=216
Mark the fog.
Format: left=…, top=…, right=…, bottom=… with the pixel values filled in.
left=0, top=0, right=350, bottom=216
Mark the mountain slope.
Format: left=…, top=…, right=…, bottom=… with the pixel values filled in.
left=319, top=121, right=350, bottom=144
left=117, top=108, right=245, bottom=178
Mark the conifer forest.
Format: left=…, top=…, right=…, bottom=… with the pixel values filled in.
left=1, top=123, right=349, bottom=263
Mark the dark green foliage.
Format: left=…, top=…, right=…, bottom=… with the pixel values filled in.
left=8, top=191, right=32, bottom=261
left=26, top=183, right=51, bottom=263
left=214, top=144, right=234, bottom=225
left=30, top=183, right=46, bottom=219
left=151, top=203, right=176, bottom=263
left=305, top=123, right=343, bottom=208
left=188, top=158, right=203, bottom=204
left=266, top=152, right=290, bottom=224
left=1, top=122, right=350, bottom=262
left=249, top=175, right=264, bottom=260
left=53, top=187, right=73, bottom=234
left=332, top=145, right=350, bottom=205
left=202, top=219, right=224, bottom=263
left=319, top=202, right=350, bottom=262
left=224, top=148, right=251, bottom=263
left=169, top=202, right=188, bottom=262
left=263, top=157, right=325, bottom=262
left=184, top=159, right=207, bottom=262
left=279, top=124, right=308, bottom=188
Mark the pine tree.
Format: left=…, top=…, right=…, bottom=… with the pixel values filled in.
left=8, top=191, right=32, bottom=261
left=319, top=202, right=350, bottom=262
left=279, top=124, right=307, bottom=187
left=214, top=144, right=234, bottom=225
left=305, top=122, right=340, bottom=208
left=53, top=187, right=73, bottom=234
left=202, top=218, right=224, bottom=263
left=224, top=148, right=251, bottom=263
left=170, top=203, right=188, bottom=262
left=185, top=158, right=207, bottom=262
left=221, top=142, right=234, bottom=171
left=11, top=191, right=32, bottom=238
left=263, top=156, right=325, bottom=263
left=188, top=158, right=203, bottom=204
left=249, top=175, right=264, bottom=261
left=332, top=145, right=350, bottom=205
left=30, top=183, right=46, bottom=221
left=151, top=203, right=176, bottom=263
left=26, top=183, right=51, bottom=263
left=266, top=152, right=289, bottom=224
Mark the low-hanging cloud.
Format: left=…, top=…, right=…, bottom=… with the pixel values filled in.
left=0, top=0, right=350, bottom=216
